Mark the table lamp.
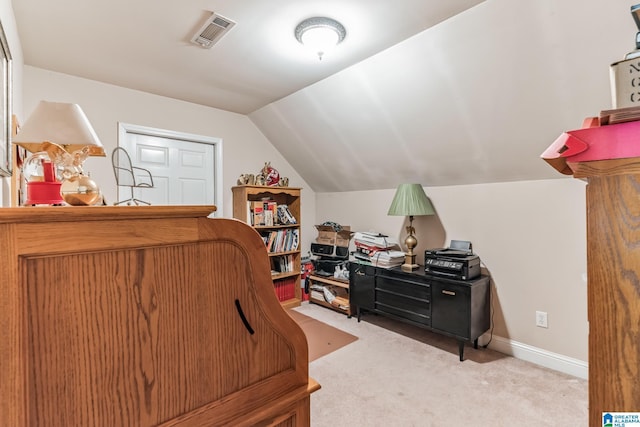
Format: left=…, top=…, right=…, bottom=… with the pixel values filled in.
left=12, top=101, right=105, bottom=205
left=387, top=183, right=435, bottom=271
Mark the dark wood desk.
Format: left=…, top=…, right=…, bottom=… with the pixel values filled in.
left=350, top=262, right=490, bottom=361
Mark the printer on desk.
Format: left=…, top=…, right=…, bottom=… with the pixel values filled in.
left=424, top=240, right=480, bottom=281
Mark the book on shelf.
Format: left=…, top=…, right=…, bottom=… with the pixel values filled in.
left=262, top=229, right=299, bottom=253
left=267, top=232, right=277, bottom=251
left=271, top=254, right=294, bottom=274
left=289, top=229, right=300, bottom=251
left=251, top=201, right=264, bottom=226
left=266, top=201, right=277, bottom=225
left=264, top=210, right=274, bottom=226
left=247, top=200, right=296, bottom=226
left=277, top=204, right=297, bottom=224
left=274, top=277, right=296, bottom=302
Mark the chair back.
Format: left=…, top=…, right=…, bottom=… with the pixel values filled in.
left=112, top=147, right=135, bottom=186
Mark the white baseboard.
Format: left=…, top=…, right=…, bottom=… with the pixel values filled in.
left=487, top=335, right=588, bottom=380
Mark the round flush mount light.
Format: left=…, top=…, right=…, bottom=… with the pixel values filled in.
left=295, top=17, right=346, bottom=60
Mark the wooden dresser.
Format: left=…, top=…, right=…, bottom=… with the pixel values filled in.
left=0, top=206, right=319, bottom=427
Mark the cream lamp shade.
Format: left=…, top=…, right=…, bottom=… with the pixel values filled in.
left=387, top=183, right=435, bottom=271
left=13, top=101, right=105, bottom=156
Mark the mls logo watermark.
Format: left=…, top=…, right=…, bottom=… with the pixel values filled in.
left=603, top=412, right=640, bottom=427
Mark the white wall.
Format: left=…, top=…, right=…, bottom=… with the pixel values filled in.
left=21, top=66, right=317, bottom=250
left=18, top=65, right=590, bottom=373
left=317, top=178, right=588, bottom=363
left=0, top=0, right=23, bottom=206
left=12, top=0, right=588, bottom=371
left=251, top=0, right=629, bottom=193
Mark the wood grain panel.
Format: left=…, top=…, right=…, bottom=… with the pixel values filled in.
left=571, top=158, right=640, bottom=179
left=24, top=241, right=298, bottom=426
left=0, top=206, right=315, bottom=427
left=587, top=174, right=640, bottom=425
left=0, top=223, right=25, bottom=426
left=0, top=205, right=216, bottom=224
left=16, top=218, right=201, bottom=255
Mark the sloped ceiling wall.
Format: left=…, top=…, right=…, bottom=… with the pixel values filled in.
left=250, top=0, right=634, bottom=192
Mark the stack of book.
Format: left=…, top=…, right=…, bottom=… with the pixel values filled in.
left=368, top=250, right=406, bottom=268
left=262, top=228, right=300, bottom=253
left=353, top=231, right=402, bottom=268
left=271, top=254, right=295, bottom=275
left=274, top=277, right=296, bottom=302
left=248, top=200, right=296, bottom=226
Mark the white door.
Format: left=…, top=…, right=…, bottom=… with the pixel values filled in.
left=117, top=123, right=222, bottom=211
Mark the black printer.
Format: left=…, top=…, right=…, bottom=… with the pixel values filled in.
left=424, top=240, right=480, bottom=281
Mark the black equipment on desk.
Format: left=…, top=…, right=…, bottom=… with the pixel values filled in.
left=424, top=240, right=480, bottom=280
left=310, top=242, right=349, bottom=259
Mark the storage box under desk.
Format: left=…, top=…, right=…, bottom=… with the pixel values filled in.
left=308, top=274, right=353, bottom=317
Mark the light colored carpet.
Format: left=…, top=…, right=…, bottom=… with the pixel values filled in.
left=295, top=303, right=588, bottom=427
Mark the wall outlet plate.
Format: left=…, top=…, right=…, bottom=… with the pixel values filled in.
left=536, top=311, right=548, bottom=328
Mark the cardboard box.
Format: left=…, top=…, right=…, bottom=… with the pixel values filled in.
left=315, top=225, right=353, bottom=247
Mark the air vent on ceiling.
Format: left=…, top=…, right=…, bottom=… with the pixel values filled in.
left=190, top=12, right=236, bottom=49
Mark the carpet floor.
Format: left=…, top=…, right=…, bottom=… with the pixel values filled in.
left=294, top=302, right=588, bottom=427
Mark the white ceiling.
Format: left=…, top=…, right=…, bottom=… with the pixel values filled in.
left=12, top=0, right=639, bottom=192
left=12, top=0, right=484, bottom=115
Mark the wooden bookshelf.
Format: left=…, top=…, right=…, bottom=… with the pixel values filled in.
left=308, top=274, right=352, bottom=317
left=232, top=185, right=302, bottom=308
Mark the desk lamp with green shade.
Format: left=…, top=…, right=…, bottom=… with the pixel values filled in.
left=387, top=183, right=435, bottom=271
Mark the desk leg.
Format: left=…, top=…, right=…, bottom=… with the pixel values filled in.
left=473, top=338, right=478, bottom=349
left=458, top=341, right=464, bottom=362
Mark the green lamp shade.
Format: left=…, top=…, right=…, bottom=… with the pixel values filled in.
left=387, top=184, right=434, bottom=216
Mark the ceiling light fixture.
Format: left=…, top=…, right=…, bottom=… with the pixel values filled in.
left=295, top=17, right=346, bottom=61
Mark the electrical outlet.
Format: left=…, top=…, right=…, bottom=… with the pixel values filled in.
left=536, top=311, right=548, bottom=328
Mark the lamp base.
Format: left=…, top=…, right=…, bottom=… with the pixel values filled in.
left=401, top=263, right=419, bottom=272
left=401, top=253, right=419, bottom=271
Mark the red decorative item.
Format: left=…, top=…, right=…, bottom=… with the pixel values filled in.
left=22, top=152, right=65, bottom=205
left=542, top=117, right=640, bottom=175
left=300, top=260, right=315, bottom=301
left=261, top=162, right=280, bottom=186
left=25, top=182, right=64, bottom=205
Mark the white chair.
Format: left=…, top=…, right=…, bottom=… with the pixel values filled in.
left=111, top=147, right=154, bottom=205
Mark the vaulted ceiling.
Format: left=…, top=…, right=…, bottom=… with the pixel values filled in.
left=12, top=0, right=636, bottom=192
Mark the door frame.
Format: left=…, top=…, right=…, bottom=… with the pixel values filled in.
left=117, top=122, right=223, bottom=215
